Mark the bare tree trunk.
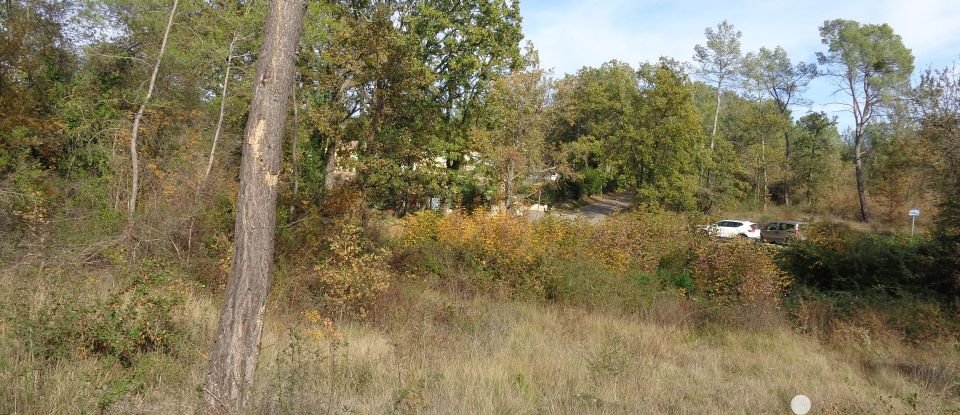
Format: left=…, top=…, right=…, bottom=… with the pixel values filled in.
left=291, top=82, right=300, bottom=198
left=783, top=130, right=790, bottom=206
left=323, top=138, right=339, bottom=191
left=710, top=79, right=722, bottom=150
left=128, top=0, right=178, bottom=232
left=202, top=0, right=307, bottom=412
left=761, top=134, right=768, bottom=211
left=505, top=157, right=515, bottom=211
left=855, top=137, right=870, bottom=222
left=203, top=29, right=239, bottom=183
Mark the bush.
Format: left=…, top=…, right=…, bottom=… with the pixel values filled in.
left=691, top=240, right=791, bottom=306
left=15, top=270, right=184, bottom=367
left=779, top=224, right=957, bottom=297
left=310, top=222, right=393, bottom=320
left=396, top=210, right=703, bottom=309
left=580, top=168, right=607, bottom=196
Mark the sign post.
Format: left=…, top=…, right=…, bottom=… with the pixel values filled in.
left=909, top=208, right=920, bottom=236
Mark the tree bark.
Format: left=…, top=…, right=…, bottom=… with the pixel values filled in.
left=710, top=78, right=722, bottom=150
left=783, top=130, right=790, bottom=206
left=855, top=137, right=870, bottom=222
left=203, top=29, right=239, bottom=183
left=323, top=138, right=339, bottom=191
left=202, top=0, right=307, bottom=412
left=128, top=0, right=178, bottom=231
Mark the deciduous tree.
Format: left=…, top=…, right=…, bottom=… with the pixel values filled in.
left=817, top=19, right=914, bottom=222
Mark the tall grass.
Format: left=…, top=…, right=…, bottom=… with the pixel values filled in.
left=1, top=209, right=958, bottom=413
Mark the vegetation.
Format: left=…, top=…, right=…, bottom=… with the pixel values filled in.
left=2, top=0, right=960, bottom=413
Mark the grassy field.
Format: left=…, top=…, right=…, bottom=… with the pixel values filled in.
left=1, top=210, right=958, bottom=414
left=2, top=265, right=958, bottom=414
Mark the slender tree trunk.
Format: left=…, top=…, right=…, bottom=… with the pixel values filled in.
left=323, top=138, right=339, bottom=191
left=854, top=137, right=870, bottom=222
left=710, top=78, right=722, bottom=150
left=761, top=134, right=768, bottom=211
left=202, top=0, right=307, bottom=412
left=291, top=82, right=300, bottom=198
left=203, top=29, right=239, bottom=183
left=505, top=157, right=515, bottom=211
left=783, top=130, right=790, bottom=206
left=128, top=0, right=178, bottom=232
left=808, top=142, right=815, bottom=203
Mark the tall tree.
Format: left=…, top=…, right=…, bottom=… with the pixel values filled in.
left=633, top=59, right=707, bottom=210
left=692, top=20, right=742, bottom=150
left=817, top=19, right=914, bottom=222
left=480, top=42, right=550, bottom=210
left=742, top=46, right=816, bottom=205
left=791, top=111, right=840, bottom=205
left=127, top=0, right=178, bottom=232
left=913, top=64, right=960, bottom=237
left=202, top=0, right=307, bottom=411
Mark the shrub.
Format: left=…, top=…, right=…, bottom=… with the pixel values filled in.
left=15, top=270, right=184, bottom=367
left=779, top=224, right=957, bottom=297
left=591, top=210, right=702, bottom=274
left=581, top=168, right=606, bottom=196
left=691, top=240, right=791, bottom=306
left=396, top=210, right=702, bottom=308
left=311, top=222, right=392, bottom=320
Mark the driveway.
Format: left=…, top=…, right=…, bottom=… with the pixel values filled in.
left=551, top=191, right=635, bottom=222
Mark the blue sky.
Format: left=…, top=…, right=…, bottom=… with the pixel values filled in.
left=519, top=0, right=960, bottom=129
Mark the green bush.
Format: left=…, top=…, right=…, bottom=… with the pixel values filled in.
left=581, top=168, right=606, bottom=196
left=779, top=224, right=957, bottom=297
left=15, top=271, right=184, bottom=367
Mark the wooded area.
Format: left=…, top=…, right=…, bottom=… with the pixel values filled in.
left=2, top=0, right=960, bottom=413
left=1, top=1, right=955, bottom=228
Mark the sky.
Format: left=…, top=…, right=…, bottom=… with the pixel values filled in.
left=519, top=0, right=960, bottom=130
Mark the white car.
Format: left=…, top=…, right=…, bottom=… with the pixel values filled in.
left=698, top=220, right=761, bottom=240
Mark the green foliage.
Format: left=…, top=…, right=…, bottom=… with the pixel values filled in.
left=790, top=112, right=842, bottom=205
left=580, top=168, right=607, bottom=196
left=779, top=224, right=957, bottom=297
left=14, top=267, right=184, bottom=367
left=310, top=221, right=393, bottom=320
left=632, top=59, right=706, bottom=210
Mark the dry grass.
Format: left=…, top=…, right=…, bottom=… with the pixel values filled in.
left=1, top=260, right=958, bottom=414
left=244, top=288, right=959, bottom=414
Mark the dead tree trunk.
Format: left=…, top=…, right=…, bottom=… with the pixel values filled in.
left=128, top=0, right=178, bottom=232
left=202, top=0, right=307, bottom=412
left=323, top=138, right=339, bottom=191
left=203, top=29, right=239, bottom=183
left=710, top=79, right=722, bottom=150
left=855, top=135, right=870, bottom=222
left=291, top=81, right=300, bottom=198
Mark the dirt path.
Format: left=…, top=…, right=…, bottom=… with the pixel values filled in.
left=551, top=191, right=635, bottom=222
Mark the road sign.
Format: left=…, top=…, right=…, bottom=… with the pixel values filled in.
left=909, top=208, right=920, bottom=237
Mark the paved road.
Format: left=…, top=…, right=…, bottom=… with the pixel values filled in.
left=551, top=191, right=635, bottom=222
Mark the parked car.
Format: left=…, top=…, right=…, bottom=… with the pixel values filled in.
left=760, top=221, right=809, bottom=244
left=698, top=220, right=761, bottom=240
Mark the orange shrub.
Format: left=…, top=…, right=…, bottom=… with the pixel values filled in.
left=691, top=240, right=791, bottom=306
left=312, top=222, right=392, bottom=319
